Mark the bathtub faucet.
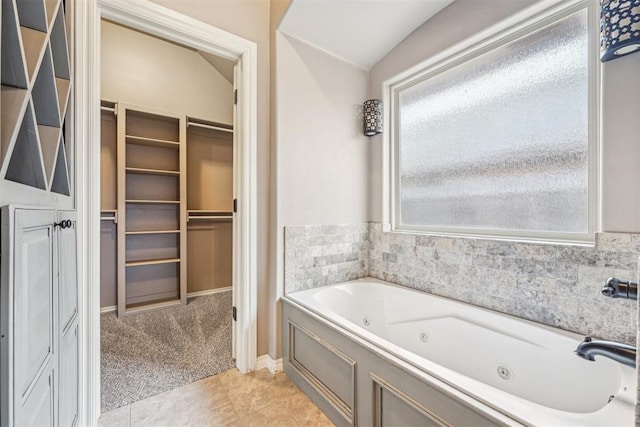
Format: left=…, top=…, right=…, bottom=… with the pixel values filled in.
left=601, top=277, right=638, bottom=300
left=574, top=336, right=636, bottom=368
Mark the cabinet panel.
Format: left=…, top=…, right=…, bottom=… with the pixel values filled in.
left=15, top=369, right=55, bottom=427
left=59, top=323, right=79, bottom=427
left=14, top=221, right=54, bottom=398
left=289, top=321, right=355, bottom=422
left=58, top=212, right=77, bottom=331
left=372, top=374, right=447, bottom=427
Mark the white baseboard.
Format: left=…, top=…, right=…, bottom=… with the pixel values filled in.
left=187, top=286, right=232, bottom=298
left=256, top=354, right=283, bottom=374
left=99, top=287, right=232, bottom=314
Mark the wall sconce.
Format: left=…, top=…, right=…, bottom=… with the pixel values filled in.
left=363, top=99, right=382, bottom=136
left=600, top=0, right=640, bottom=62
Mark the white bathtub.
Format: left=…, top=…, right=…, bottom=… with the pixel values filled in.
left=285, top=278, right=636, bottom=426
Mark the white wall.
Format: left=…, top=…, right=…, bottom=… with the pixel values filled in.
left=368, top=0, right=640, bottom=234
left=600, top=53, right=640, bottom=232
left=273, top=32, right=370, bottom=354
left=101, top=20, right=233, bottom=123
left=276, top=34, right=369, bottom=226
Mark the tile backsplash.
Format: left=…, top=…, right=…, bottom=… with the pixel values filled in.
left=284, top=222, right=639, bottom=343
left=284, top=223, right=369, bottom=293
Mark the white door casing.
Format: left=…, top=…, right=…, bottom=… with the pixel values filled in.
left=74, top=0, right=259, bottom=424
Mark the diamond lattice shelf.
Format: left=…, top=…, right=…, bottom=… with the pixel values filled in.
left=5, top=104, right=47, bottom=189
left=1, top=0, right=72, bottom=196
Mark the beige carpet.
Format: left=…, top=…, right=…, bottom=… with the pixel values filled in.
left=101, top=292, right=235, bottom=412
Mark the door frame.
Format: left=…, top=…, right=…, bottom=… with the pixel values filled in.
left=74, top=0, right=259, bottom=423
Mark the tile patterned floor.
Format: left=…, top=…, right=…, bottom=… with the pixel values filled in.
left=98, top=368, right=335, bottom=427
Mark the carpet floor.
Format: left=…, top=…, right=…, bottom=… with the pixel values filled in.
left=100, top=292, right=235, bottom=412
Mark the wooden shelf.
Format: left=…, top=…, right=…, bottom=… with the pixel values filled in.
left=1, top=86, right=29, bottom=166
left=5, top=104, right=47, bottom=189
left=16, top=0, right=48, bottom=32
left=44, top=0, right=59, bottom=27
left=125, top=230, right=180, bottom=235
left=20, top=27, right=47, bottom=82
left=50, top=135, right=69, bottom=195
left=1, top=0, right=28, bottom=89
left=187, top=209, right=232, bottom=215
left=188, top=216, right=232, bottom=221
left=126, top=258, right=180, bottom=267
left=55, top=77, right=70, bottom=118
left=123, top=299, right=182, bottom=316
left=125, top=135, right=179, bottom=148
left=37, top=124, right=61, bottom=182
left=125, top=167, right=179, bottom=176
left=50, top=7, right=70, bottom=80
left=125, top=199, right=180, bottom=204
left=32, top=47, right=60, bottom=127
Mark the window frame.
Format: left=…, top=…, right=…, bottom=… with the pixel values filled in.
left=386, top=0, right=600, bottom=244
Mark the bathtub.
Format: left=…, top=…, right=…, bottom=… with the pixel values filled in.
left=282, top=278, right=636, bottom=426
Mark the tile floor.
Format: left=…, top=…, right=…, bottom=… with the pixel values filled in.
left=98, top=368, right=335, bottom=427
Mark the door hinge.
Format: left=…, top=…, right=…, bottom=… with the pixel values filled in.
left=233, top=198, right=237, bottom=213
left=232, top=306, right=237, bottom=321
left=234, top=89, right=237, bottom=105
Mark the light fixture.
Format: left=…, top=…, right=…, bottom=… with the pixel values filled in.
left=363, top=99, right=382, bottom=137
left=600, top=0, right=640, bottom=62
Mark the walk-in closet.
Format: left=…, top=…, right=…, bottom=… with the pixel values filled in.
left=99, top=20, right=236, bottom=411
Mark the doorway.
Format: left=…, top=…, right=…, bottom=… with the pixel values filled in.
left=74, top=0, right=258, bottom=423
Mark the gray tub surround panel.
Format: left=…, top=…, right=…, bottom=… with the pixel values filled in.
left=369, top=223, right=639, bottom=344
left=283, top=300, right=518, bottom=427
left=285, top=224, right=369, bottom=293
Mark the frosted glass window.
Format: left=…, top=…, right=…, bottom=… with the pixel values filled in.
left=397, top=9, right=591, bottom=236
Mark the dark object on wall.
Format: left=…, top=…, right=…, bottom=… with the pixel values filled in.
left=363, top=99, right=383, bottom=136
left=600, top=0, right=640, bottom=62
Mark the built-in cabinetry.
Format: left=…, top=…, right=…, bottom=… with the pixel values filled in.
left=117, top=104, right=187, bottom=316
left=100, top=102, right=233, bottom=315
left=1, top=0, right=72, bottom=196
left=0, top=207, right=78, bottom=427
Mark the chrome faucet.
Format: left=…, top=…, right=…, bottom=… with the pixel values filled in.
left=574, top=336, right=636, bottom=368
left=601, top=277, right=638, bottom=300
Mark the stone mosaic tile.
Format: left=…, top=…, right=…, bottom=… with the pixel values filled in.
left=284, top=224, right=369, bottom=293
left=369, top=223, right=638, bottom=344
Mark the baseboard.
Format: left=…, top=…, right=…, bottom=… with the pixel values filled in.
left=256, top=354, right=283, bottom=374
left=187, top=286, right=232, bottom=298
left=99, top=287, right=232, bottom=314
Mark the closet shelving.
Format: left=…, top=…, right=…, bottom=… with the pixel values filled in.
left=186, top=117, right=234, bottom=296
left=99, top=99, right=235, bottom=314
left=116, top=103, right=187, bottom=315
left=1, top=0, right=71, bottom=196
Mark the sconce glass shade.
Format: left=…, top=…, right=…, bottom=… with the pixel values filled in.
left=363, top=99, right=383, bottom=136
left=600, top=0, right=640, bottom=62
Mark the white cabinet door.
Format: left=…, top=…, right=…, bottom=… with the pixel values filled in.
left=59, top=324, right=78, bottom=427
left=58, top=211, right=77, bottom=333
left=1, top=208, right=57, bottom=426
left=57, top=210, right=78, bottom=427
